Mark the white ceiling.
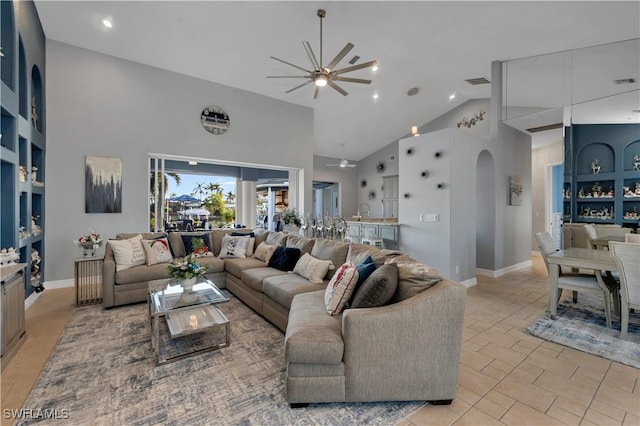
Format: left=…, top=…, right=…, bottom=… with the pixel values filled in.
left=34, top=1, right=640, bottom=160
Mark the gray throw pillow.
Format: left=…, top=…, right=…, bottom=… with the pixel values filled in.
left=350, top=264, right=398, bottom=308
left=391, top=262, right=441, bottom=303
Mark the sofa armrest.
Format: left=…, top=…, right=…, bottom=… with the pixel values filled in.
left=341, top=280, right=466, bottom=402
left=102, top=242, right=116, bottom=308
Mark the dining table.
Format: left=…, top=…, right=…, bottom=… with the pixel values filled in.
left=547, top=247, right=618, bottom=320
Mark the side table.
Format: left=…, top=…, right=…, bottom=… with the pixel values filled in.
left=74, top=257, right=103, bottom=306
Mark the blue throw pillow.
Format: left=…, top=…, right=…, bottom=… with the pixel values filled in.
left=268, top=246, right=301, bottom=271
left=231, top=231, right=255, bottom=238
left=355, top=255, right=377, bottom=286
left=181, top=233, right=214, bottom=256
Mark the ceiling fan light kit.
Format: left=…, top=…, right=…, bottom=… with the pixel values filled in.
left=267, top=9, right=378, bottom=98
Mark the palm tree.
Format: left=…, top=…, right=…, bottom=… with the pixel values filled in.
left=225, top=191, right=236, bottom=204
left=206, top=182, right=223, bottom=196
left=150, top=172, right=181, bottom=203
left=192, top=182, right=205, bottom=201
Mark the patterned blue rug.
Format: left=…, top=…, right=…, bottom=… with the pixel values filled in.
left=19, top=292, right=422, bottom=425
left=525, top=294, right=640, bottom=369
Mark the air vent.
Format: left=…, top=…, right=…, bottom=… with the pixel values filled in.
left=389, top=155, right=397, bottom=161
left=614, top=78, right=636, bottom=85
left=526, top=123, right=563, bottom=133
left=348, top=55, right=360, bottom=65
left=465, top=77, right=490, bottom=85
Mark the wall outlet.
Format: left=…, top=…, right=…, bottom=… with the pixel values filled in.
left=423, top=213, right=439, bottom=222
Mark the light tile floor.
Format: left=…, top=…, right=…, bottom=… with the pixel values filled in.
left=1, top=258, right=638, bottom=425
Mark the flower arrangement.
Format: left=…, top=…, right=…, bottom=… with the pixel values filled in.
left=167, top=254, right=207, bottom=280
left=282, top=209, right=302, bottom=227
left=76, top=230, right=102, bottom=249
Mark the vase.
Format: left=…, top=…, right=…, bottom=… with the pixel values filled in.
left=83, top=247, right=95, bottom=257
left=181, top=277, right=197, bottom=292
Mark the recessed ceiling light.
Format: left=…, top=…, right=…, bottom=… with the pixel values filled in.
left=188, top=161, right=198, bottom=166
left=101, top=18, right=113, bottom=28
left=372, top=64, right=379, bottom=72
left=449, top=93, right=456, bottom=100
left=373, top=93, right=379, bottom=99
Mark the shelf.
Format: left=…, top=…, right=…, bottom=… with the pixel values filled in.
left=576, top=173, right=616, bottom=182
left=31, top=185, right=44, bottom=194
left=575, top=198, right=614, bottom=202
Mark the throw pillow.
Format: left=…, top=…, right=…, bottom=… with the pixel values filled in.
left=324, top=260, right=359, bottom=316
left=350, top=263, right=398, bottom=308
left=265, top=232, right=287, bottom=246
left=141, top=237, right=173, bottom=266
left=232, top=232, right=256, bottom=256
left=181, top=234, right=214, bottom=257
left=355, top=255, right=377, bottom=287
left=253, top=242, right=278, bottom=263
left=218, top=235, right=252, bottom=259
left=109, top=234, right=146, bottom=272
left=292, top=253, right=334, bottom=284
left=267, top=246, right=301, bottom=271
left=391, top=262, right=442, bottom=303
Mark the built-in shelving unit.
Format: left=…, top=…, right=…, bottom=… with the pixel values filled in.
left=565, top=124, right=640, bottom=229
left=1, top=0, right=46, bottom=298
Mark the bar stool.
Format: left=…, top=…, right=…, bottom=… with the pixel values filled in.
left=361, top=237, right=384, bottom=248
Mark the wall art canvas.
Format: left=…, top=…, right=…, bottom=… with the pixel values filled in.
left=85, top=156, right=122, bottom=213
left=509, top=175, right=523, bottom=206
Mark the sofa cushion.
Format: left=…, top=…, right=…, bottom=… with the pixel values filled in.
left=241, top=267, right=288, bottom=291
left=266, top=232, right=287, bottom=246
left=386, top=259, right=442, bottom=303
left=115, top=262, right=169, bottom=285
left=219, top=235, right=252, bottom=259
left=285, top=290, right=344, bottom=365
left=224, top=257, right=266, bottom=278
left=141, top=237, right=173, bottom=266
left=325, top=261, right=359, bottom=316
left=286, top=235, right=316, bottom=256
left=110, top=235, right=146, bottom=272
left=350, top=263, right=398, bottom=308
left=310, top=239, right=349, bottom=280
left=253, top=242, right=278, bottom=263
left=253, top=229, right=271, bottom=246
left=268, top=247, right=301, bottom=271
left=347, top=243, right=403, bottom=267
left=263, top=274, right=326, bottom=309
left=194, top=256, right=225, bottom=273
left=293, top=253, right=334, bottom=284
left=167, top=232, right=186, bottom=258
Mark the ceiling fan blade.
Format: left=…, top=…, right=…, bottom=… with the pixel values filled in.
left=328, top=81, right=348, bottom=96
left=333, top=76, right=372, bottom=84
left=270, top=56, right=312, bottom=74
left=325, top=43, right=354, bottom=71
left=346, top=164, right=357, bottom=168
left=286, top=80, right=313, bottom=93
left=302, top=41, right=320, bottom=70
left=326, top=164, right=340, bottom=167
left=332, top=60, right=378, bottom=76
left=313, top=86, right=319, bottom=99
left=266, top=76, right=309, bottom=78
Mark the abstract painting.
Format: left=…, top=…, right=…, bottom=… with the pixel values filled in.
left=85, top=156, right=122, bottom=213
left=509, top=175, right=523, bottom=206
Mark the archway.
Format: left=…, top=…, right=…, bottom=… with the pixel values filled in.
left=476, top=150, right=496, bottom=270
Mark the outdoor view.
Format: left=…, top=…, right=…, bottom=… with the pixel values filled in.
left=149, top=172, right=237, bottom=231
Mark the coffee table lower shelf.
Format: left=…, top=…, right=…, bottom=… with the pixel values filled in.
left=151, top=305, right=230, bottom=365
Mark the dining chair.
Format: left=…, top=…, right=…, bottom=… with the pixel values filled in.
left=535, top=232, right=614, bottom=327
left=609, top=241, right=640, bottom=339
left=624, top=233, right=640, bottom=243
left=583, top=224, right=598, bottom=249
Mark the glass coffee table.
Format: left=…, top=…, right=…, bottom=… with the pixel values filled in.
left=148, top=276, right=230, bottom=365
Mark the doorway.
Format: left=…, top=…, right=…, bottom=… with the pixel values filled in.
left=476, top=150, right=496, bottom=270
left=547, top=163, right=564, bottom=249
left=312, top=181, right=339, bottom=217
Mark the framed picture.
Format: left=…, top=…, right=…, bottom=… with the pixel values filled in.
left=85, top=155, right=122, bottom=213
left=509, top=175, right=523, bottom=206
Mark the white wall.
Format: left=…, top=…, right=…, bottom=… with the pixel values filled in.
left=531, top=141, right=563, bottom=250
left=354, top=142, right=400, bottom=218
left=45, top=41, right=313, bottom=281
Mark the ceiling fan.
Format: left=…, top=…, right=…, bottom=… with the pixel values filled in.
left=267, top=9, right=378, bottom=99
left=326, top=159, right=357, bottom=168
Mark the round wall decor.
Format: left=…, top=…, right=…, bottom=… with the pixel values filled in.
left=360, top=179, right=367, bottom=188
left=376, top=161, right=386, bottom=173
left=368, top=190, right=377, bottom=200
left=201, top=106, right=230, bottom=135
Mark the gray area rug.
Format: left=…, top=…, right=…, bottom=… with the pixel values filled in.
left=19, top=292, right=422, bottom=425
left=525, top=294, right=640, bottom=369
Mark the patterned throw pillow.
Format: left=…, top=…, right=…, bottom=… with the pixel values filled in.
left=324, top=260, right=359, bottom=316
left=293, top=253, right=334, bottom=284
left=141, top=237, right=173, bottom=266
left=109, top=234, right=146, bottom=271
left=253, top=242, right=278, bottom=263
left=350, top=263, right=398, bottom=308
left=218, top=235, right=252, bottom=259
left=181, top=234, right=214, bottom=257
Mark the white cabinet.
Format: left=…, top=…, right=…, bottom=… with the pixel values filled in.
left=345, top=222, right=399, bottom=250
left=1, top=263, right=27, bottom=370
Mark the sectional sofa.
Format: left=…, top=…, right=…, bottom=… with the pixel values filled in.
left=102, top=229, right=466, bottom=406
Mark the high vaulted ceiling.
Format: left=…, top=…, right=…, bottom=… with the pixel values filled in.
left=35, top=1, right=640, bottom=160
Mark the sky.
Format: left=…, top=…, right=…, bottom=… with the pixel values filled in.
left=165, top=173, right=236, bottom=201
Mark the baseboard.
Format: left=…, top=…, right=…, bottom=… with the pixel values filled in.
left=476, top=260, right=533, bottom=278
left=24, top=279, right=74, bottom=310
left=460, top=277, right=477, bottom=288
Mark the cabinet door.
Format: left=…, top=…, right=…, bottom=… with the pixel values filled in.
left=379, top=226, right=397, bottom=249
left=2, top=274, right=25, bottom=355
left=361, top=224, right=378, bottom=239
